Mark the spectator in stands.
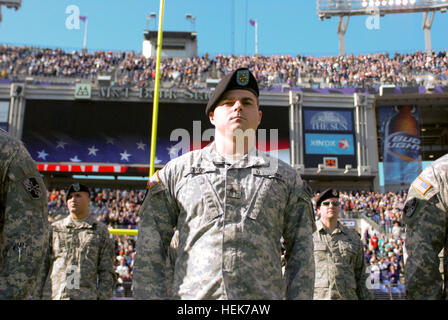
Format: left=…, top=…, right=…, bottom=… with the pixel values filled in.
left=392, top=222, right=402, bottom=239
left=122, top=269, right=133, bottom=297
left=364, top=248, right=373, bottom=265
left=116, top=259, right=129, bottom=278
left=379, top=257, right=390, bottom=283
left=364, top=228, right=371, bottom=245
left=388, top=265, right=400, bottom=285
left=378, top=235, right=386, bottom=256
left=370, top=233, right=379, bottom=254
left=370, top=261, right=381, bottom=287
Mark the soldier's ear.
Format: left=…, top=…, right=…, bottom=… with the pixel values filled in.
left=209, top=111, right=216, bottom=125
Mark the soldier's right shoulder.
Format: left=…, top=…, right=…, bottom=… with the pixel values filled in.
left=407, top=154, right=447, bottom=201
left=0, top=130, right=23, bottom=157
left=157, top=149, right=203, bottom=183
left=51, top=216, right=69, bottom=229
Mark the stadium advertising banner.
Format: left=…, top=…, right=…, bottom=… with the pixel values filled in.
left=21, top=100, right=290, bottom=168
left=302, top=107, right=357, bottom=169
left=378, top=105, right=422, bottom=188
left=0, top=101, right=9, bottom=131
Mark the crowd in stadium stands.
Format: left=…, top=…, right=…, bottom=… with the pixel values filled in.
left=1, top=44, right=447, bottom=89
left=47, top=187, right=407, bottom=297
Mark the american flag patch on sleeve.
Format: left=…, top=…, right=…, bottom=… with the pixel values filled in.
left=147, top=170, right=160, bottom=190
left=411, top=176, right=432, bottom=195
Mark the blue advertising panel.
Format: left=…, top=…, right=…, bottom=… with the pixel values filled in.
left=302, top=107, right=357, bottom=169
left=303, top=109, right=353, bottom=132
left=305, top=133, right=355, bottom=155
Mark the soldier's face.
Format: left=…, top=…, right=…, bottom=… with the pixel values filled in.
left=67, top=191, right=90, bottom=216
left=318, top=197, right=340, bottom=221
left=209, top=89, right=262, bottom=136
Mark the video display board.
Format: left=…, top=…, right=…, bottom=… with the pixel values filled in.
left=302, top=107, right=357, bottom=169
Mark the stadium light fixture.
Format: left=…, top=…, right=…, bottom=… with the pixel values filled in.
left=146, top=12, right=157, bottom=30
left=317, top=0, right=448, bottom=55
left=185, top=13, right=196, bottom=32
left=0, top=0, right=22, bottom=23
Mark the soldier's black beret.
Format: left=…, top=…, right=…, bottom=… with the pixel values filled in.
left=66, top=183, right=90, bottom=201
left=316, top=188, right=339, bottom=207
left=205, top=67, right=259, bottom=116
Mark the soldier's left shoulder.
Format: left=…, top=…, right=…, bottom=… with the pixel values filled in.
left=342, top=224, right=362, bottom=240
left=89, top=217, right=109, bottom=234
left=269, top=156, right=302, bottom=182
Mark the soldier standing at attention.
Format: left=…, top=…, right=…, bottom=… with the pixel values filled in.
left=133, top=68, right=316, bottom=300
left=313, top=188, right=372, bottom=300
left=403, top=153, right=448, bottom=299
left=0, top=129, right=49, bottom=299
left=35, top=183, right=116, bottom=300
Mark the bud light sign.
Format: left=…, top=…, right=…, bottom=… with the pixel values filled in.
left=379, top=105, right=422, bottom=189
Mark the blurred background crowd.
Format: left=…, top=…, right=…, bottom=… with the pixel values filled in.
left=1, top=45, right=447, bottom=89
left=47, top=187, right=407, bottom=298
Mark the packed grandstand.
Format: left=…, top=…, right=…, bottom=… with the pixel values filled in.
left=1, top=44, right=447, bottom=89
left=47, top=187, right=407, bottom=299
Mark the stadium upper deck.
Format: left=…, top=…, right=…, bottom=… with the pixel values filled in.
left=1, top=44, right=447, bottom=192
left=1, top=45, right=447, bottom=89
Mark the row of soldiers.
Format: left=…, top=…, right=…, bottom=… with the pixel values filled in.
left=1, top=67, right=447, bottom=299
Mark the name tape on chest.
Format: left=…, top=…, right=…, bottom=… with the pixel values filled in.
left=411, top=176, right=432, bottom=196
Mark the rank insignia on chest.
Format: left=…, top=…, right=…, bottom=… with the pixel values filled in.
left=147, top=170, right=160, bottom=190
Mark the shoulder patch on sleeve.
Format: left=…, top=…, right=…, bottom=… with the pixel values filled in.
left=411, top=176, right=432, bottom=196
left=23, top=177, right=43, bottom=199
left=147, top=170, right=161, bottom=190
left=403, top=198, right=418, bottom=219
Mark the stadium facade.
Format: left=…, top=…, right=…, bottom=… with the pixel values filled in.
left=0, top=80, right=447, bottom=192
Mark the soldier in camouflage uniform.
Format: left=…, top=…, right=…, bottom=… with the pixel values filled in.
left=133, top=68, right=316, bottom=300
left=313, top=188, right=372, bottom=300
left=35, top=183, right=116, bottom=300
left=403, top=153, right=448, bottom=299
left=0, top=129, right=49, bottom=299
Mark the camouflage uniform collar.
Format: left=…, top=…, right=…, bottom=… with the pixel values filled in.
left=64, top=215, right=97, bottom=229
left=202, top=142, right=270, bottom=169
left=316, top=219, right=345, bottom=235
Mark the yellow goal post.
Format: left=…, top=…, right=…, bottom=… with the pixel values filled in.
left=108, top=229, right=139, bottom=236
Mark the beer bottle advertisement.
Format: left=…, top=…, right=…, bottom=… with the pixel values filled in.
left=379, top=105, right=422, bottom=190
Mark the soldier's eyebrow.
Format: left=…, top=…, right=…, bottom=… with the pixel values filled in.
left=220, top=95, right=256, bottom=103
